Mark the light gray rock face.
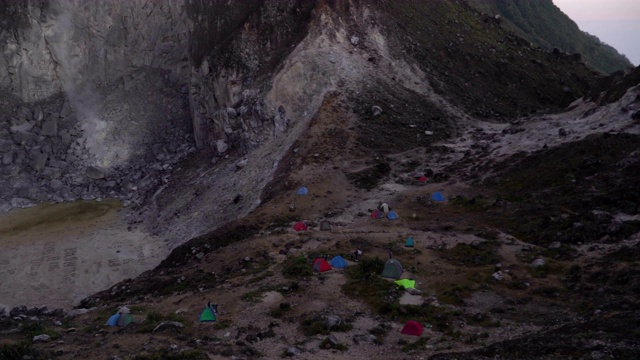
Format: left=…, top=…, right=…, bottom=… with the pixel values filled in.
left=0, top=0, right=190, bottom=103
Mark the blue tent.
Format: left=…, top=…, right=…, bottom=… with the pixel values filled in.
left=106, top=313, right=120, bottom=327
left=405, top=237, right=414, bottom=247
left=388, top=210, right=398, bottom=220
left=330, top=256, right=348, bottom=268
left=432, top=192, right=445, bottom=202
left=296, top=187, right=309, bottom=195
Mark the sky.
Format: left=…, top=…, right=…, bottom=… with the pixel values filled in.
left=553, top=0, right=640, bottom=66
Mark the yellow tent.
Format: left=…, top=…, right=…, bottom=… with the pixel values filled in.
left=394, top=279, right=416, bottom=289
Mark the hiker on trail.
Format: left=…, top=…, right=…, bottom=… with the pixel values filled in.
left=356, top=248, right=363, bottom=262
left=388, top=249, right=393, bottom=259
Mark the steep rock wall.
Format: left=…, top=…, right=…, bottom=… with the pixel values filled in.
left=0, top=0, right=190, bottom=102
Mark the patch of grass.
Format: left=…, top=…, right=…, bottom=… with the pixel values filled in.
left=242, top=283, right=298, bottom=303
left=438, top=240, right=501, bottom=266
left=380, top=303, right=455, bottom=333
left=134, top=349, right=205, bottom=360
left=281, top=256, right=313, bottom=279
left=267, top=215, right=298, bottom=231
left=439, top=284, right=473, bottom=306
left=269, top=303, right=291, bottom=318
left=214, top=319, right=232, bottom=330
left=347, top=162, right=391, bottom=190
left=530, top=263, right=551, bottom=278
left=342, top=257, right=390, bottom=310
left=604, top=245, right=640, bottom=262
left=300, top=314, right=353, bottom=336
left=0, top=341, right=38, bottom=359
left=402, top=337, right=429, bottom=353
left=483, top=134, right=640, bottom=246
left=241, top=289, right=267, bottom=303
left=136, top=310, right=187, bottom=333
left=319, top=337, right=349, bottom=351
left=247, top=270, right=275, bottom=284
left=21, top=322, right=61, bottom=341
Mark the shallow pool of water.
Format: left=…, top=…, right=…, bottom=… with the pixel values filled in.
left=0, top=200, right=168, bottom=310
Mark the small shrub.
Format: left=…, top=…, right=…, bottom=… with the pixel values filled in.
left=0, top=342, right=38, bottom=359
left=282, top=256, right=313, bottom=279
left=134, top=348, right=205, bottom=360
left=402, top=337, right=429, bottom=353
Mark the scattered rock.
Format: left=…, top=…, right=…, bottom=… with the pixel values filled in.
left=40, top=118, right=58, bottom=136
left=10, top=198, right=34, bottom=208
left=372, top=105, right=383, bottom=117
left=424, top=130, right=434, bottom=136
left=33, top=334, right=51, bottom=342
left=323, top=315, right=342, bottom=329
left=153, top=321, right=184, bottom=333
left=353, top=334, right=377, bottom=345
left=349, top=35, right=360, bottom=46
left=548, top=241, right=561, bottom=249
left=558, top=128, right=567, bottom=137
left=327, top=334, right=339, bottom=347
left=216, top=139, right=228, bottom=154
left=9, top=305, right=27, bottom=317
left=530, top=258, right=546, bottom=268
left=492, top=271, right=503, bottom=281
left=286, top=346, right=302, bottom=356
left=65, top=308, right=95, bottom=318
left=86, top=166, right=105, bottom=180
left=320, top=221, right=332, bottom=231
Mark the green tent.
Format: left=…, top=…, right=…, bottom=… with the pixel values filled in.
left=381, top=259, right=404, bottom=279
left=405, top=237, right=414, bottom=247
left=116, top=313, right=134, bottom=327
left=199, top=306, right=216, bottom=322
left=395, top=279, right=416, bottom=289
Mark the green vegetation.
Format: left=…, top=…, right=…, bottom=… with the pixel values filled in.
left=136, top=310, right=187, bottom=333
left=300, top=314, right=353, bottom=336
left=281, top=256, right=313, bottom=279
left=319, top=337, right=349, bottom=351
left=134, top=349, right=205, bottom=360
left=0, top=341, right=39, bottom=360
left=438, top=241, right=501, bottom=266
left=347, top=162, right=391, bottom=190
left=456, top=134, right=640, bottom=247
left=467, top=0, right=632, bottom=74
left=21, top=322, right=61, bottom=341
left=402, top=337, right=429, bottom=353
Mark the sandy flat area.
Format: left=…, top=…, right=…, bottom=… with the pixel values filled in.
left=0, top=200, right=168, bottom=310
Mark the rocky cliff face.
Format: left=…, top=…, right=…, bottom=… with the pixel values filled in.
left=0, top=0, right=604, bottom=245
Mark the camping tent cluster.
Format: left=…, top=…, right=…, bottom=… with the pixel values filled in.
left=106, top=306, right=134, bottom=327
left=372, top=202, right=399, bottom=220
left=311, top=255, right=349, bottom=273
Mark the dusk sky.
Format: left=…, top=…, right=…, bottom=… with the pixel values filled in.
left=553, top=0, right=640, bottom=66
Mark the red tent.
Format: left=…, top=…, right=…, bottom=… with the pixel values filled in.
left=418, top=176, right=428, bottom=183
left=313, top=258, right=332, bottom=272
left=371, top=209, right=385, bottom=219
left=294, top=221, right=308, bottom=231
left=401, top=321, right=424, bottom=336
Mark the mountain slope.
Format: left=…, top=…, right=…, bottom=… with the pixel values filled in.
left=468, top=0, right=634, bottom=74
left=1, top=1, right=640, bottom=359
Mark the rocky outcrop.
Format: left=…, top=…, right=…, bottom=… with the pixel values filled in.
left=0, top=0, right=190, bottom=103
